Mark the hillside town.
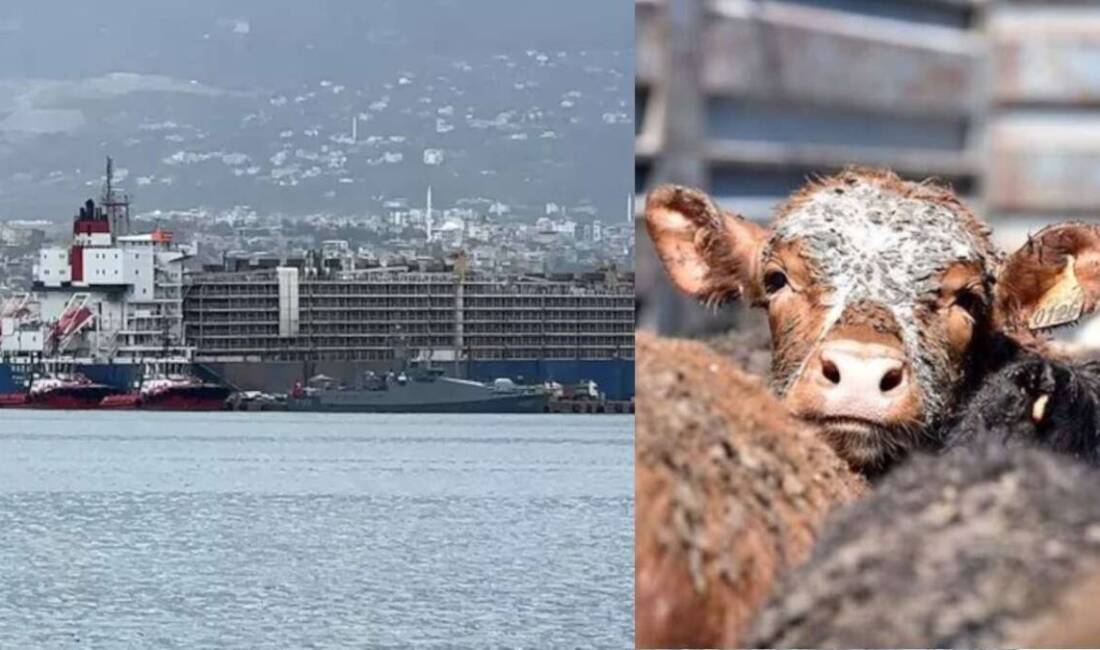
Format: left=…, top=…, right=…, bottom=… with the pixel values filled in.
left=0, top=191, right=635, bottom=294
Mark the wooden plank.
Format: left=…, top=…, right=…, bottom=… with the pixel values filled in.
left=706, top=97, right=970, bottom=149
left=634, top=0, right=710, bottom=334
left=989, top=214, right=1085, bottom=251
left=706, top=140, right=979, bottom=179
left=704, top=195, right=787, bottom=222
left=927, top=0, right=987, bottom=6
left=764, top=0, right=984, bottom=28
left=652, top=0, right=707, bottom=190
left=635, top=80, right=665, bottom=162
left=992, top=7, right=1100, bottom=105
left=988, top=116, right=1100, bottom=212
left=635, top=133, right=661, bottom=162
left=702, top=0, right=982, bottom=117
left=635, top=1, right=665, bottom=88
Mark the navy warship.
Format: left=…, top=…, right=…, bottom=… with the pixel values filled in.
left=286, top=364, right=551, bottom=413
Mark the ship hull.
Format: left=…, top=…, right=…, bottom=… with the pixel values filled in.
left=32, top=394, right=112, bottom=409
left=203, top=358, right=636, bottom=400
left=24, top=387, right=122, bottom=409
left=287, top=393, right=550, bottom=414
left=101, top=386, right=232, bottom=411
left=142, top=386, right=232, bottom=411
left=0, top=359, right=635, bottom=401
left=0, top=394, right=29, bottom=407
left=99, top=393, right=142, bottom=409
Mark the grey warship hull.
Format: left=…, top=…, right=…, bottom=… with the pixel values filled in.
left=286, top=374, right=551, bottom=413
left=287, top=392, right=549, bottom=413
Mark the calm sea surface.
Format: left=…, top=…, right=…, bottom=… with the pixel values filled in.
left=0, top=412, right=633, bottom=648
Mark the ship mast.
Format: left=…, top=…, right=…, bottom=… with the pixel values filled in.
left=101, top=156, right=131, bottom=241
left=425, top=185, right=433, bottom=243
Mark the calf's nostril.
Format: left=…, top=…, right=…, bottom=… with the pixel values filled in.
left=822, top=358, right=841, bottom=385
left=880, top=367, right=904, bottom=393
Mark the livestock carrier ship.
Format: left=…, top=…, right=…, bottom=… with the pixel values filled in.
left=0, top=159, right=635, bottom=406
left=185, top=260, right=635, bottom=400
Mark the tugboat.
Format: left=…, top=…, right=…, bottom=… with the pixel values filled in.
left=0, top=369, right=124, bottom=409
left=30, top=372, right=121, bottom=408
left=101, top=363, right=232, bottom=410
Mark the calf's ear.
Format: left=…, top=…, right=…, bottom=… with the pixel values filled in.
left=995, top=222, right=1100, bottom=331
left=644, top=184, right=769, bottom=306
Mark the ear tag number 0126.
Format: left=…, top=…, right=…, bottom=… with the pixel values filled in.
left=1028, top=254, right=1086, bottom=331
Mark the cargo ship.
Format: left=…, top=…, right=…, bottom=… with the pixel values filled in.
left=0, top=158, right=635, bottom=408
left=0, top=157, right=201, bottom=405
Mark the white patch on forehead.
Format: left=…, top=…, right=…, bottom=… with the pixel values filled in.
left=772, top=179, right=992, bottom=414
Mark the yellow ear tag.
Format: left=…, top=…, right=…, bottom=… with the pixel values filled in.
left=1028, top=254, right=1086, bottom=330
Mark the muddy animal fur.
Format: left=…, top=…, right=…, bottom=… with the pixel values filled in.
left=749, top=440, right=1100, bottom=648
left=635, top=332, right=865, bottom=648
left=947, top=353, right=1100, bottom=464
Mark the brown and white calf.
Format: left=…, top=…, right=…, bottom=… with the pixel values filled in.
left=646, top=167, right=1100, bottom=474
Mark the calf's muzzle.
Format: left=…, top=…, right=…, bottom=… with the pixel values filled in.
left=794, top=339, right=914, bottom=424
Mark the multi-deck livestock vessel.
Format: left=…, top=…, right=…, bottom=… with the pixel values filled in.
left=185, top=262, right=635, bottom=400
left=0, top=159, right=636, bottom=407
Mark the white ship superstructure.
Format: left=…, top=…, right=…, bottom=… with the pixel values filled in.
left=3, top=158, right=195, bottom=363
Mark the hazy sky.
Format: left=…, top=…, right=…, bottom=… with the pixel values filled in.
left=0, top=0, right=633, bottom=220
left=2, top=2, right=630, bottom=80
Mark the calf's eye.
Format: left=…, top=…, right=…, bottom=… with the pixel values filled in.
left=764, top=270, right=789, bottom=295
left=953, top=290, right=985, bottom=319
